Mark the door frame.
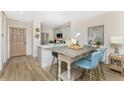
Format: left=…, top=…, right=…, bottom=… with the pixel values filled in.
left=8, top=25, right=27, bottom=58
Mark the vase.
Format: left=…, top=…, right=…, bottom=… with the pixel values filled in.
left=96, top=45, right=100, bottom=48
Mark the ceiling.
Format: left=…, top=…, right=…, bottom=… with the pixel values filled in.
left=5, top=11, right=107, bottom=28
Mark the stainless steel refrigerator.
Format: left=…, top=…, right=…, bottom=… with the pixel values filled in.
left=41, top=32, right=49, bottom=45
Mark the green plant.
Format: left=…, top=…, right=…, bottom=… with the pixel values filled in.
left=49, top=40, right=54, bottom=43
left=95, top=40, right=101, bottom=45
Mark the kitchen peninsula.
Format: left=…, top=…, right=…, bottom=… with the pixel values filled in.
left=37, top=44, right=66, bottom=68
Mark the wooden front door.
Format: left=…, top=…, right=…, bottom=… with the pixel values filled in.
left=10, top=27, right=26, bottom=57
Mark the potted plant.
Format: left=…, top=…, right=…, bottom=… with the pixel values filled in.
left=49, top=40, right=54, bottom=43
left=95, top=40, right=101, bottom=48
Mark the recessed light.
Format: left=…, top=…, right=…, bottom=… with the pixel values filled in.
left=20, top=12, right=23, bottom=15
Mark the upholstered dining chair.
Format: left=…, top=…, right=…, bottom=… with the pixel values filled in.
left=97, top=48, right=106, bottom=80
left=84, top=48, right=106, bottom=80
left=73, top=51, right=100, bottom=80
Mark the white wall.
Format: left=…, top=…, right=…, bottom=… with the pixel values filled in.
left=0, top=13, right=4, bottom=65
left=4, top=15, right=7, bottom=62
left=71, top=20, right=84, bottom=45
left=71, top=12, right=124, bottom=62
left=7, top=19, right=33, bottom=58
left=0, top=12, right=7, bottom=70
left=2, top=13, right=7, bottom=64
left=0, top=12, right=2, bottom=69
left=32, top=20, right=41, bottom=57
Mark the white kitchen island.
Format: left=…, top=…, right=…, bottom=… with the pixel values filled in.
left=37, top=44, right=66, bottom=68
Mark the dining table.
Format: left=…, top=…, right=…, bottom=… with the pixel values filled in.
left=52, top=45, right=97, bottom=81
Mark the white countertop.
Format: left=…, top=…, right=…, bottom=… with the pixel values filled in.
left=38, top=43, right=67, bottom=49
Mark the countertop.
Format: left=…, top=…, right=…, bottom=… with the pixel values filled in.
left=38, top=43, right=67, bottom=49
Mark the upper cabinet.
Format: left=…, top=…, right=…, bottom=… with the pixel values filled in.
left=53, top=22, right=71, bottom=40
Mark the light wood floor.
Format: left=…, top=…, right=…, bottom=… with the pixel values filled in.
left=47, top=63, right=124, bottom=81
left=1, top=55, right=124, bottom=81
left=0, top=56, right=55, bottom=81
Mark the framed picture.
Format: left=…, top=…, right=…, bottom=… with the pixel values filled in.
left=88, top=25, right=104, bottom=45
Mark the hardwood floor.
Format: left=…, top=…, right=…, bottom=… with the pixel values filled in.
left=0, top=55, right=124, bottom=81
left=46, top=63, right=124, bottom=81
left=0, top=56, right=55, bottom=81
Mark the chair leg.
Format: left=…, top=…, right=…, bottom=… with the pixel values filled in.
left=75, top=70, right=85, bottom=81
left=62, top=62, right=67, bottom=71
left=56, top=58, right=59, bottom=80
left=99, top=62, right=105, bottom=80
left=61, top=62, right=64, bottom=71
left=81, top=70, right=86, bottom=80
left=50, top=57, right=55, bottom=73
left=96, top=67, right=100, bottom=80
left=89, top=70, right=92, bottom=80
left=94, top=69, right=97, bottom=81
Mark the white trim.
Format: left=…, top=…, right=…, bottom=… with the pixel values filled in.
left=0, top=13, right=2, bottom=66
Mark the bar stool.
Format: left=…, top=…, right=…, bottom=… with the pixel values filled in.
left=50, top=51, right=59, bottom=79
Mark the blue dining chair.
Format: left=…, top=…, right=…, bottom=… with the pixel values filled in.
left=97, top=48, right=106, bottom=80
left=73, top=51, right=100, bottom=80
left=84, top=48, right=106, bottom=80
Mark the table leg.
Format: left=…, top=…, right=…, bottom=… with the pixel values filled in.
left=67, top=63, right=71, bottom=81
left=121, top=69, right=124, bottom=76
left=58, top=59, right=61, bottom=81
left=89, top=70, right=92, bottom=81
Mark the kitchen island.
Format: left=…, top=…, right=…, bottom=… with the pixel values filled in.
left=37, top=44, right=66, bottom=68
